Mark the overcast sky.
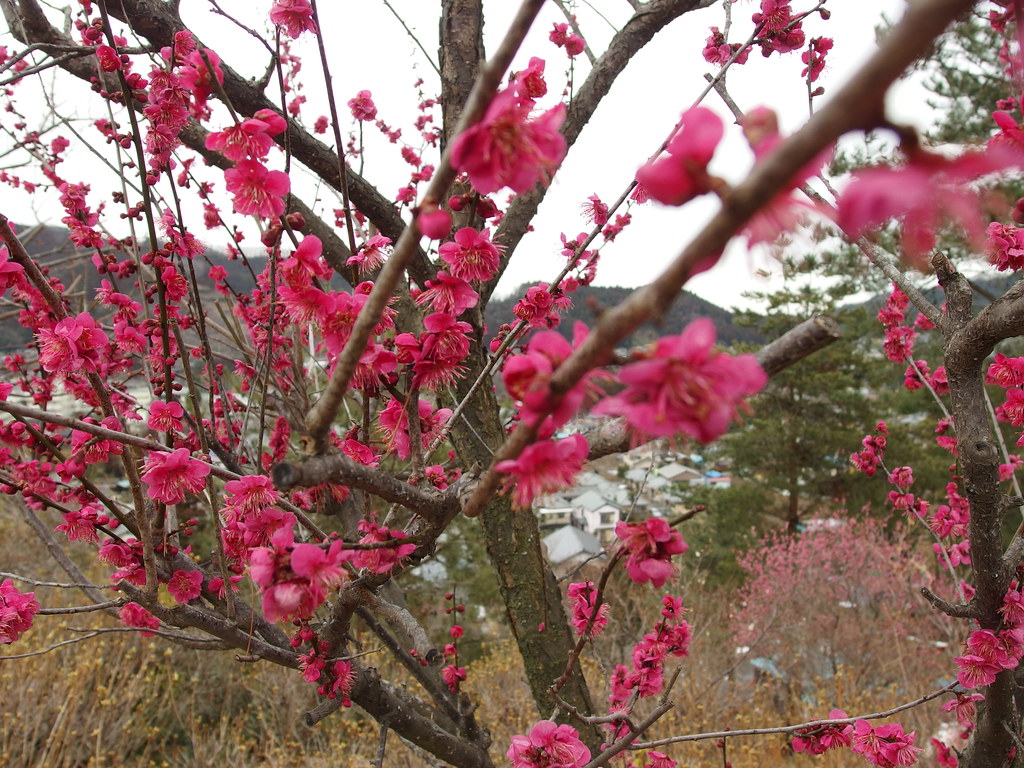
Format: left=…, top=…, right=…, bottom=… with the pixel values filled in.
left=3, top=0, right=921, bottom=313
left=211, top=0, right=920, bottom=311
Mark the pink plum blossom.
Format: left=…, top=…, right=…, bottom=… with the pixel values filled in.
left=989, top=354, right=1024, bottom=388
left=95, top=44, right=121, bottom=72
left=442, top=664, right=467, bottom=692
left=55, top=506, right=107, bottom=543
left=351, top=520, right=416, bottom=574
left=450, top=83, right=566, bottom=194
left=347, top=234, right=391, bottom=273
left=703, top=26, right=750, bottom=66
left=439, top=227, right=502, bottom=282
left=37, top=312, right=108, bottom=374
left=507, top=720, right=591, bottom=768
left=986, top=221, right=1024, bottom=271
left=415, top=271, right=479, bottom=315
left=496, top=434, right=589, bottom=509
left=250, top=528, right=348, bottom=623
left=291, top=540, right=349, bottom=584
left=593, top=318, right=766, bottom=443
left=179, top=48, right=223, bottom=117
left=0, top=579, right=39, bottom=644
left=119, top=602, right=160, bottom=635
left=166, top=569, right=203, bottom=603
left=838, top=148, right=1016, bottom=265
left=615, top=518, right=688, bottom=588
left=270, top=0, right=317, bottom=39
left=348, top=90, right=377, bottom=122
left=321, top=659, right=355, bottom=704
left=205, top=112, right=285, bottom=162
left=792, top=710, right=853, bottom=755
left=567, top=581, right=609, bottom=638
left=148, top=400, right=184, bottom=432
left=502, top=323, right=601, bottom=434
left=140, top=448, right=211, bottom=505
left=224, top=158, right=290, bottom=218
left=0, top=245, right=25, bottom=295
left=378, top=398, right=451, bottom=460
left=850, top=720, right=921, bottom=767
left=634, top=107, right=723, bottom=206
left=941, top=692, right=984, bottom=727
left=417, top=204, right=452, bottom=240
left=222, top=475, right=280, bottom=520
left=515, top=57, right=548, bottom=99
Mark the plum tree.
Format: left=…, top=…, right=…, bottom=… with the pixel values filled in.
left=0, top=1, right=1023, bottom=767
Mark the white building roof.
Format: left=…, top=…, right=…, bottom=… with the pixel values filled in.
left=542, top=525, right=603, bottom=565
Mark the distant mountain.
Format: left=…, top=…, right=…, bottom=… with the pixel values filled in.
left=848, top=270, right=1022, bottom=317
left=0, top=222, right=265, bottom=353
left=486, top=284, right=764, bottom=349
left=1, top=224, right=761, bottom=355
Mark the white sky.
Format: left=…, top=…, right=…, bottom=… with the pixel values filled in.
left=2, top=0, right=924, bottom=313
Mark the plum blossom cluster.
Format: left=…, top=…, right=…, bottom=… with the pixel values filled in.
left=837, top=136, right=1020, bottom=266
left=987, top=353, right=1024, bottom=447
left=119, top=602, right=160, bottom=635
left=511, top=282, right=573, bottom=329
left=507, top=721, right=590, bottom=768
left=269, top=0, right=316, bottom=39
left=549, top=23, right=585, bottom=57
left=876, top=285, right=918, bottom=365
left=955, top=624, right=1024, bottom=690
left=567, top=581, right=609, bottom=639
left=751, top=0, right=807, bottom=56
left=615, top=518, right=688, bottom=588
left=850, top=720, right=922, bottom=767
left=496, top=434, right=589, bottom=510
left=791, top=710, right=852, bottom=755
left=703, top=26, right=750, bottom=66
left=140, top=447, right=211, bottom=505
left=205, top=103, right=290, bottom=219
left=249, top=527, right=352, bottom=623
left=439, top=591, right=467, bottom=693
left=350, top=519, right=417, bottom=574
left=502, top=324, right=600, bottom=435
left=220, top=474, right=295, bottom=561
left=296, top=630, right=356, bottom=703
left=791, top=710, right=921, bottom=766
left=0, top=579, right=39, bottom=644
left=495, top=317, right=764, bottom=508
left=851, top=422, right=888, bottom=477
left=451, top=60, right=566, bottom=194
left=885, top=465, right=928, bottom=519
left=36, top=312, right=109, bottom=375
left=801, top=36, right=834, bottom=82
left=607, top=594, right=691, bottom=734
left=594, top=318, right=767, bottom=445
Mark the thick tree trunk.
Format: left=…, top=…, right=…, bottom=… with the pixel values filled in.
left=447, top=341, right=601, bottom=747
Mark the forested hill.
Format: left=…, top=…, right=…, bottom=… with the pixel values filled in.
left=486, top=283, right=763, bottom=348
left=0, top=224, right=760, bottom=352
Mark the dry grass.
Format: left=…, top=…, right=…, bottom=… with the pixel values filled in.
left=0, top=503, right=954, bottom=767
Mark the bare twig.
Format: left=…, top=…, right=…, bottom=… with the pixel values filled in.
left=631, top=682, right=957, bottom=749
left=0, top=630, right=102, bottom=660
left=303, top=0, right=549, bottom=448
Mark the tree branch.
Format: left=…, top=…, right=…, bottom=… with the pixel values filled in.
left=585, top=314, right=842, bottom=460
left=463, top=0, right=980, bottom=518
left=302, top=0, right=549, bottom=448
left=272, top=454, right=457, bottom=522
left=487, top=0, right=713, bottom=303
